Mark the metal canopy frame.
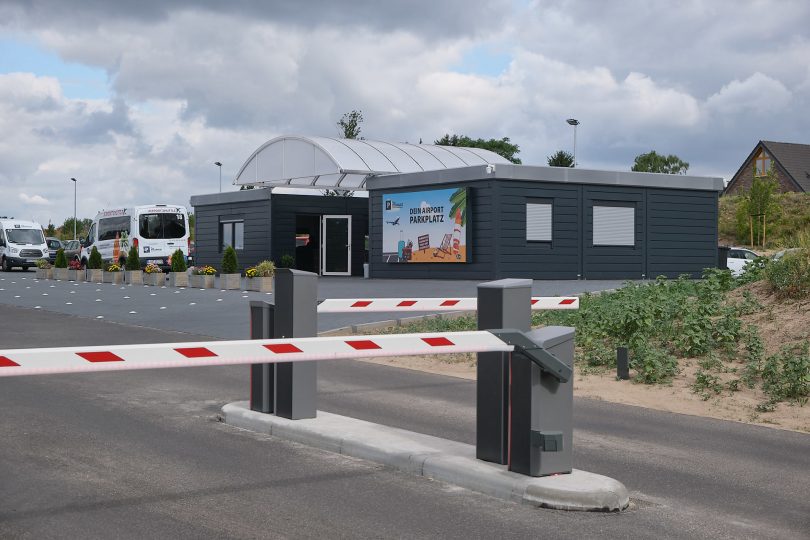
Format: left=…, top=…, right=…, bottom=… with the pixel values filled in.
left=233, top=135, right=511, bottom=190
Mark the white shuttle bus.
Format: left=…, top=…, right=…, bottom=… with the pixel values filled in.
left=0, top=218, right=49, bottom=271
left=81, top=205, right=190, bottom=270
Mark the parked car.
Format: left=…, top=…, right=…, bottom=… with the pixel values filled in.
left=45, top=237, right=63, bottom=263
left=726, top=247, right=759, bottom=276
left=772, top=248, right=801, bottom=262
left=62, top=239, right=82, bottom=261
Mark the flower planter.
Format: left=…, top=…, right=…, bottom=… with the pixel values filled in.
left=220, top=273, right=241, bottom=290
left=143, top=273, right=164, bottom=286
left=103, top=271, right=124, bottom=284
left=125, top=270, right=144, bottom=285
left=87, top=269, right=104, bottom=283
left=190, top=274, right=215, bottom=289
left=247, top=276, right=273, bottom=293
left=169, top=272, right=188, bottom=288
left=67, top=269, right=86, bottom=282
left=35, top=268, right=53, bottom=280
left=53, top=268, right=69, bottom=280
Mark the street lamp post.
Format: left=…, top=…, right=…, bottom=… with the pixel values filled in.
left=214, top=162, right=222, bottom=193
left=566, top=118, right=580, bottom=167
left=70, top=177, right=77, bottom=240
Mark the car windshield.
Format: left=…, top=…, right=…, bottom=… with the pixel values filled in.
left=65, top=240, right=78, bottom=249
left=6, top=229, right=45, bottom=245
left=47, top=239, right=62, bottom=249
left=139, top=213, right=186, bottom=239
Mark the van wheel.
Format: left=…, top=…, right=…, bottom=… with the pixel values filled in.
left=2, top=257, right=11, bottom=272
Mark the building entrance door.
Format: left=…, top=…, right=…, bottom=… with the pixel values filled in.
left=321, top=215, right=351, bottom=276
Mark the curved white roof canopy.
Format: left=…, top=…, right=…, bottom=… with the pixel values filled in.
left=233, top=135, right=512, bottom=189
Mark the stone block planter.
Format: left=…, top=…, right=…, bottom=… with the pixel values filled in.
left=169, top=272, right=188, bottom=288
left=220, top=273, right=241, bottom=290
left=190, top=274, right=215, bottom=289
left=35, top=268, right=53, bottom=280
left=53, top=268, right=69, bottom=280
left=246, top=276, right=273, bottom=293
left=143, top=273, right=164, bottom=286
left=67, top=269, right=86, bottom=282
left=125, top=270, right=144, bottom=285
left=103, top=271, right=124, bottom=284
left=87, top=269, right=104, bottom=283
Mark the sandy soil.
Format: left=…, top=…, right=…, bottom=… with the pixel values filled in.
left=354, top=281, right=810, bottom=433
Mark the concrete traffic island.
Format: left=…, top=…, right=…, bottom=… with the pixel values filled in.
left=223, top=401, right=629, bottom=512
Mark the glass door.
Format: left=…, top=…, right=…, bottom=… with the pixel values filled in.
left=321, top=215, right=351, bottom=276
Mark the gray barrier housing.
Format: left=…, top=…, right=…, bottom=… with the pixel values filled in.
left=249, top=272, right=575, bottom=477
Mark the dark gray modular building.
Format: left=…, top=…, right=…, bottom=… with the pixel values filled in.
left=192, top=135, right=724, bottom=280
left=366, top=164, right=724, bottom=280
left=190, top=189, right=368, bottom=276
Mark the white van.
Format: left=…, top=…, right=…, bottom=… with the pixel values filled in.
left=0, top=219, right=49, bottom=271
left=81, top=205, right=190, bottom=270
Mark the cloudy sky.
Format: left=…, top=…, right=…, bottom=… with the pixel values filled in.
left=1, top=0, right=808, bottom=227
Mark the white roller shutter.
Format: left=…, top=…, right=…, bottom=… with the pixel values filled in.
left=526, top=203, right=552, bottom=242
left=593, top=205, right=634, bottom=246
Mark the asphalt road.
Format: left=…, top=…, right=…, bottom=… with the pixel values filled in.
left=1, top=275, right=809, bottom=538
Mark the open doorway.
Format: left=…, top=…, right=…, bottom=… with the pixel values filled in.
left=295, top=215, right=320, bottom=273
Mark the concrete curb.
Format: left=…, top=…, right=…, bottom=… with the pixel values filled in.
left=222, top=401, right=629, bottom=512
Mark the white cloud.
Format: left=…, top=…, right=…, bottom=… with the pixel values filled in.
left=706, top=72, right=792, bottom=116
left=19, top=193, right=51, bottom=205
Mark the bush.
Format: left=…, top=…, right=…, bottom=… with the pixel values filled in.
left=764, top=249, right=810, bottom=298
left=144, top=262, right=162, bottom=274
left=278, top=253, right=295, bottom=269
left=192, top=265, right=216, bottom=276
left=761, top=342, right=809, bottom=405
left=247, top=260, right=275, bottom=278
left=125, top=244, right=140, bottom=271
left=106, top=263, right=121, bottom=272
left=35, top=259, right=51, bottom=269
left=88, top=246, right=103, bottom=270
left=170, top=248, right=187, bottom=272
left=222, top=245, right=239, bottom=274
left=54, top=249, right=67, bottom=268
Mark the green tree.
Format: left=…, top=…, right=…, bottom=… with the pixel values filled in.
left=45, top=221, right=56, bottom=237
left=59, top=217, right=93, bottom=240
left=54, top=248, right=67, bottom=269
left=337, top=109, right=364, bottom=139
left=125, top=244, right=140, bottom=270
left=631, top=151, right=689, bottom=175
left=88, top=246, right=102, bottom=270
left=434, top=134, right=521, bottom=164
left=171, top=248, right=187, bottom=272
left=735, top=165, right=781, bottom=246
left=547, top=150, right=574, bottom=167
left=222, top=245, right=239, bottom=274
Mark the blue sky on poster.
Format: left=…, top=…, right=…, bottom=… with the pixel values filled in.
left=0, top=0, right=808, bottom=226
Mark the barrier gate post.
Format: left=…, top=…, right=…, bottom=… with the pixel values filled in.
left=249, top=300, right=274, bottom=413
left=476, top=278, right=532, bottom=464
left=273, top=269, right=318, bottom=419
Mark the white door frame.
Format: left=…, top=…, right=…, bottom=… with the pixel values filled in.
left=321, top=215, right=352, bottom=276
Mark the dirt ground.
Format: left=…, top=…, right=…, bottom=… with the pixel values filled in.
left=355, top=281, right=810, bottom=434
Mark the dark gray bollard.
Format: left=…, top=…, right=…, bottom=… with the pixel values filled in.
left=248, top=269, right=318, bottom=419
left=273, top=269, right=318, bottom=420
left=476, top=278, right=532, bottom=465
left=616, top=346, right=630, bottom=380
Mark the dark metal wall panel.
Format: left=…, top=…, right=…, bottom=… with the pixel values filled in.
left=193, top=198, right=271, bottom=271
left=270, top=195, right=369, bottom=276
left=646, top=189, right=718, bottom=278
left=368, top=181, right=497, bottom=280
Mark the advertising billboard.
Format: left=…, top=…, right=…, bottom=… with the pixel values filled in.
left=382, top=188, right=468, bottom=263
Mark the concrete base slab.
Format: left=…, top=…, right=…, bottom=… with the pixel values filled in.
left=222, top=401, right=629, bottom=512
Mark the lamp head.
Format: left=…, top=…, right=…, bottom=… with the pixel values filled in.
left=214, top=161, right=222, bottom=167
left=566, top=119, right=579, bottom=126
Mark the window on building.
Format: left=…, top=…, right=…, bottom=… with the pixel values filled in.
left=593, top=205, right=635, bottom=246
left=526, top=202, right=552, bottom=242
left=754, top=150, right=772, bottom=177
left=220, top=220, right=244, bottom=251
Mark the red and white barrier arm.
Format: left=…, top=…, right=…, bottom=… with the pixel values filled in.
left=0, top=331, right=513, bottom=378
left=316, top=297, right=579, bottom=313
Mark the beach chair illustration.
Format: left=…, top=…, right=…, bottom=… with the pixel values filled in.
left=433, top=233, right=453, bottom=258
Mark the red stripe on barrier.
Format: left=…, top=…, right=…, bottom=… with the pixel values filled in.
left=397, top=300, right=417, bottom=307
left=559, top=298, right=575, bottom=305
left=440, top=300, right=460, bottom=307
left=351, top=301, right=372, bottom=308
left=422, top=337, right=454, bottom=347
left=531, top=299, right=539, bottom=305
left=175, top=347, right=217, bottom=358
left=0, top=356, right=20, bottom=367
left=346, top=340, right=381, bottom=351
left=264, top=343, right=303, bottom=354
left=77, top=351, right=124, bottom=363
